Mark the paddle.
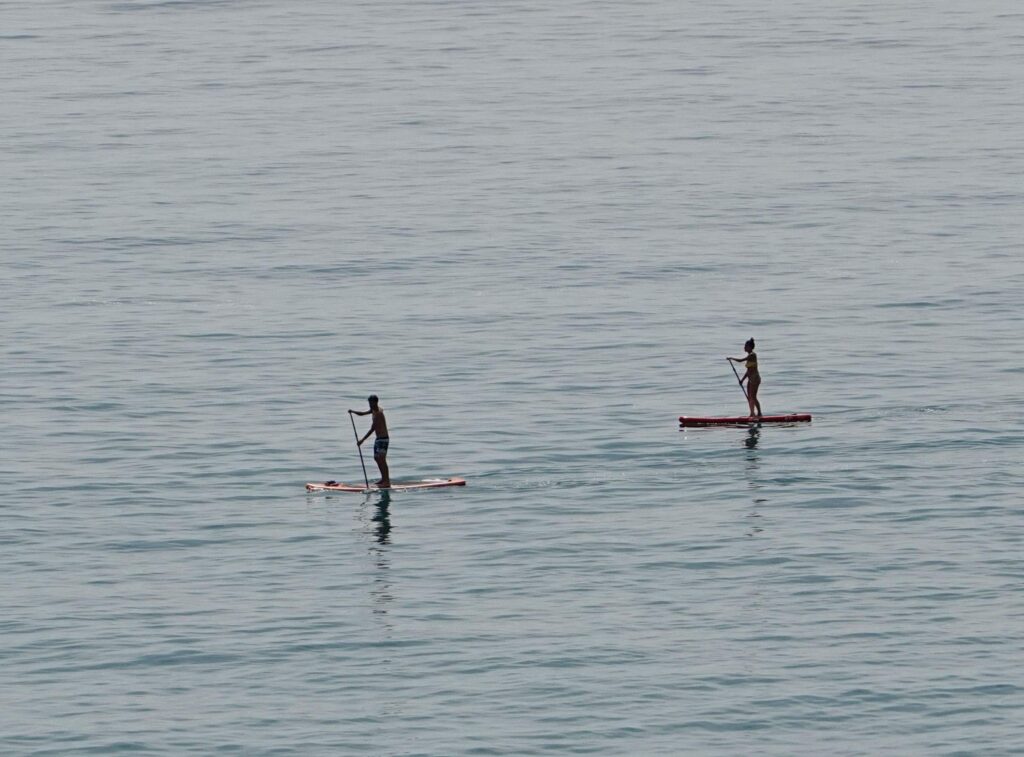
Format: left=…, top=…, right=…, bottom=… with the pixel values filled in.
left=727, top=358, right=748, bottom=400
left=348, top=411, right=370, bottom=489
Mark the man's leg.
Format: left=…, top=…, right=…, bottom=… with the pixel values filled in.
left=375, top=453, right=390, bottom=488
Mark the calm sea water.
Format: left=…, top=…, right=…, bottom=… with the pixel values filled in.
left=4, top=1, right=1024, bottom=754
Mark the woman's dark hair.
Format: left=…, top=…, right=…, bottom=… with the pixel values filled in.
left=744, top=338, right=756, bottom=352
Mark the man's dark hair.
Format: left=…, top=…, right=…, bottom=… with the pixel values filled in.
left=368, top=394, right=379, bottom=406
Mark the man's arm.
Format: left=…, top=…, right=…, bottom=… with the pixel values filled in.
left=349, top=409, right=370, bottom=416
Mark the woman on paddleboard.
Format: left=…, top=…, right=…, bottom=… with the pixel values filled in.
left=728, top=338, right=762, bottom=418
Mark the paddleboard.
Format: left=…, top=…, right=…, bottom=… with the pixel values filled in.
left=306, top=477, right=467, bottom=492
left=679, top=413, right=812, bottom=427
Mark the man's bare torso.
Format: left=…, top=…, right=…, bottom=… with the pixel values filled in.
left=372, top=408, right=389, bottom=439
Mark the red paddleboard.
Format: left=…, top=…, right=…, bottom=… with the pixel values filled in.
left=679, top=414, right=812, bottom=427
left=306, top=477, right=466, bottom=492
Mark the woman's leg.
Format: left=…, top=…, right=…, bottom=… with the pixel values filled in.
left=749, top=380, right=762, bottom=417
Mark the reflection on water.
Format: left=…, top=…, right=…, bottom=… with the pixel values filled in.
left=367, top=491, right=394, bottom=623
left=744, top=425, right=760, bottom=450
left=372, top=491, right=392, bottom=545
left=743, top=427, right=761, bottom=481
left=743, top=427, right=763, bottom=537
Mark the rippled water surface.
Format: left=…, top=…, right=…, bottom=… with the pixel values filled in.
left=4, top=1, right=1024, bottom=754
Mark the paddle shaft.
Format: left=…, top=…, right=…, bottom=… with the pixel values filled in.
left=728, top=359, right=749, bottom=400
left=349, top=412, right=370, bottom=489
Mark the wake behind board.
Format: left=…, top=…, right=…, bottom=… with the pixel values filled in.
left=306, top=477, right=466, bottom=492
left=679, top=413, right=812, bottom=427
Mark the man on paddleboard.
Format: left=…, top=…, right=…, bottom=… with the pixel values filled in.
left=349, top=395, right=390, bottom=488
